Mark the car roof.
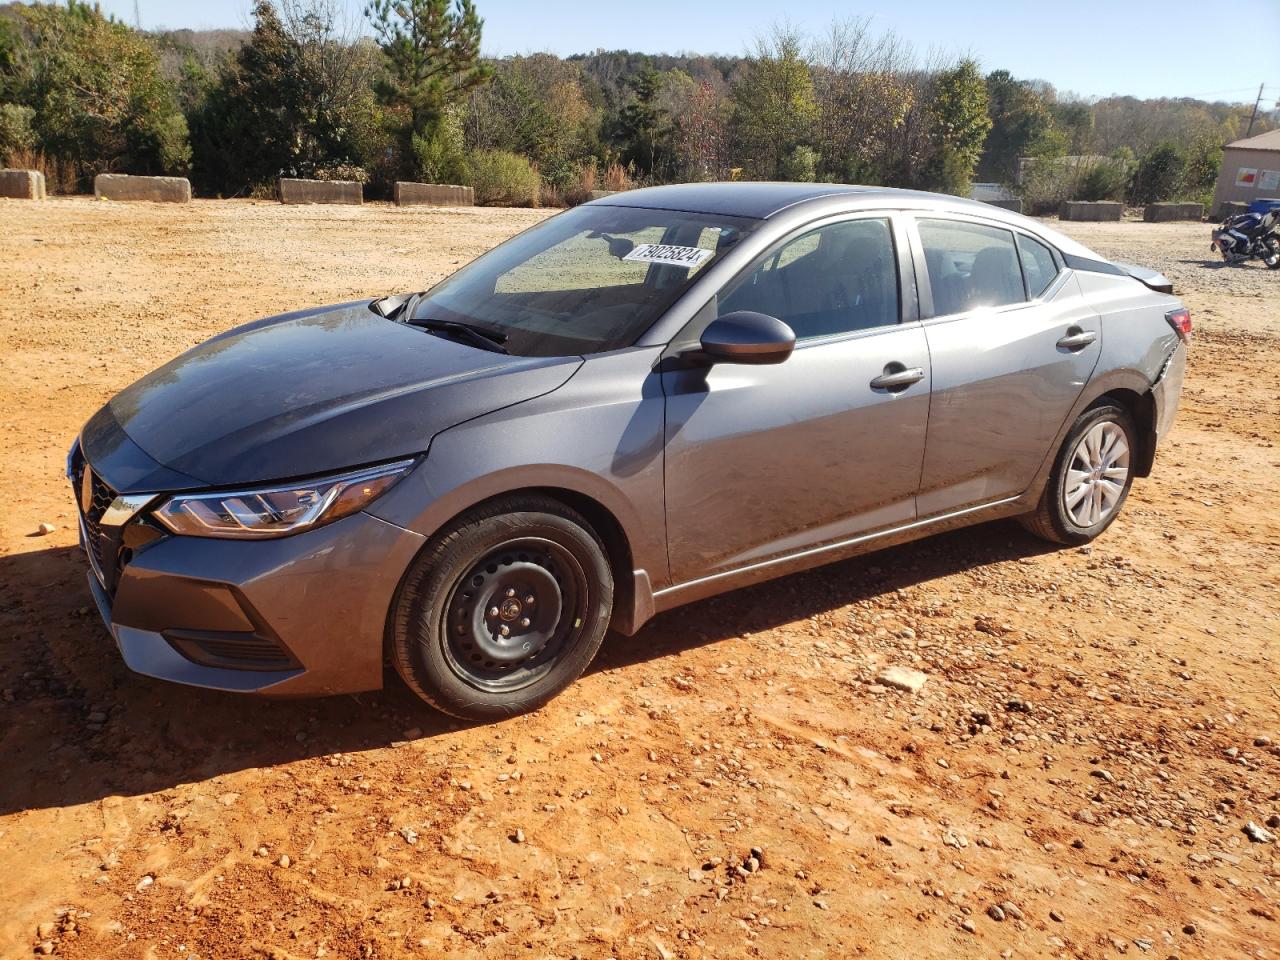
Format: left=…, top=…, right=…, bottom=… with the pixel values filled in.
left=587, top=181, right=1104, bottom=261
left=587, top=181, right=999, bottom=220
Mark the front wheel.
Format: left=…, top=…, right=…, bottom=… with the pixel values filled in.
left=1019, top=402, right=1137, bottom=546
left=389, top=495, right=614, bottom=721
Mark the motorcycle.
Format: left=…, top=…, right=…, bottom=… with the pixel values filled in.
left=1211, top=202, right=1280, bottom=268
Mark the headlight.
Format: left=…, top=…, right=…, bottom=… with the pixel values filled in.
left=154, top=459, right=415, bottom=539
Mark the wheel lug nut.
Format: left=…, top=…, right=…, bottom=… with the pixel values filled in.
left=525, top=595, right=535, bottom=604
left=488, top=606, right=499, bottom=618
left=500, top=625, right=510, bottom=637
left=520, top=618, right=531, bottom=628
left=505, top=588, right=516, bottom=597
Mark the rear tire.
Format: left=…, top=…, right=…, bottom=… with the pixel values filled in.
left=1019, top=402, right=1136, bottom=546
left=1263, top=237, right=1280, bottom=269
left=389, top=495, right=614, bottom=721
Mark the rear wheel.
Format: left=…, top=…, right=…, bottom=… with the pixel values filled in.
left=1019, top=402, right=1136, bottom=546
left=390, top=495, right=614, bottom=721
left=1263, top=237, right=1280, bottom=269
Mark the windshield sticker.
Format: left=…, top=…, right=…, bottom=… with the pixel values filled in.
left=622, top=243, right=714, bottom=269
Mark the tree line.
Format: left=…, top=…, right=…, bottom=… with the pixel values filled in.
left=0, top=0, right=1272, bottom=209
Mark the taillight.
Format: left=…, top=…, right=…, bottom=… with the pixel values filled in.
left=1165, top=308, right=1192, bottom=343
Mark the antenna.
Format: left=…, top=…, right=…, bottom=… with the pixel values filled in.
left=133, top=0, right=142, bottom=29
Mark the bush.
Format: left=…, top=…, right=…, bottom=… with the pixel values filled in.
left=0, top=103, right=35, bottom=163
left=560, top=162, right=597, bottom=206
left=779, top=144, right=819, bottom=182
left=313, top=163, right=369, bottom=183
left=411, top=108, right=469, bottom=185
left=1076, top=157, right=1128, bottom=202
left=468, top=149, right=540, bottom=206
left=1131, top=142, right=1186, bottom=205
left=601, top=161, right=632, bottom=192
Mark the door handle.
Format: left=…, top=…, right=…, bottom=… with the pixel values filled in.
left=1057, top=327, right=1098, bottom=350
left=869, top=365, right=926, bottom=391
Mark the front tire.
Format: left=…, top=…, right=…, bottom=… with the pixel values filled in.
left=390, top=495, right=614, bottom=721
left=1019, top=402, right=1136, bottom=546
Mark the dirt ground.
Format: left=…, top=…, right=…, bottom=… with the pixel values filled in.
left=0, top=199, right=1277, bottom=960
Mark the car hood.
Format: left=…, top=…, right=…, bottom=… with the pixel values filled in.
left=83, top=301, right=582, bottom=492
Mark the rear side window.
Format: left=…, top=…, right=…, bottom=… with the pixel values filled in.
left=1017, top=234, right=1060, bottom=298
left=918, top=219, right=1026, bottom=316
left=719, top=218, right=900, bottom=339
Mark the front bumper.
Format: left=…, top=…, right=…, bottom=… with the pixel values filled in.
left=83, top=511, right=425, bottom=695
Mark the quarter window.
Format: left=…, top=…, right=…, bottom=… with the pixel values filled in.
left=917, top=219, right=1027, bottom=316
left=1017, top=234, right=1060, bottom=298
left=719, top=218, right=899, bottom=339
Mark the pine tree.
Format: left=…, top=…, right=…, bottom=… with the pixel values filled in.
left=365, top=0, right=491, bottom=168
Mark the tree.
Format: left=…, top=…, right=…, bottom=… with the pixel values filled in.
left=5, top=0, right=190, bottom=185
left=466, top=54, right=596, bottom=188
left=1130, top=141, right=1187, bottom=204
left=979, top=69, right=1059, bottom=184
left=729, top=27, right=818, bottom=180
left=614, top=65, right=665, bottom=177
left=189, top=1, right=382, bottom=195
left=670, top=79, right=727, bottom=182
left=809, top=17, right=914, bottom=184
left=365, top=0, right=491, bottom=174
left=924, top=59, right=991, bottom=195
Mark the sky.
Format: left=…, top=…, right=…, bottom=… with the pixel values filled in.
left=94, top=0, right=1280, bottom=105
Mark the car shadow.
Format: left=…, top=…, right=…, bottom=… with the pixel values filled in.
left=0, top=521, right=1055, bottom=816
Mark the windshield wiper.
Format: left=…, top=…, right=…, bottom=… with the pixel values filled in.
left=407, top=316, right=509, bottom=354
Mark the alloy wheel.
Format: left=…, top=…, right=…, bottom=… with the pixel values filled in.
left=1063, top=421, right=1130, bottom=527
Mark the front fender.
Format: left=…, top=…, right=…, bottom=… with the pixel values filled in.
left=365, top=346, right=670, bottom=599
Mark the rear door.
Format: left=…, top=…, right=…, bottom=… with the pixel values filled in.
left=661, top=213, right=932, bottom=584
left=909, top=215, right=1101, bottom=516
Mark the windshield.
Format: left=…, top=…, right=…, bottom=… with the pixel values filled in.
left=411, top=205, right=758, bottom=357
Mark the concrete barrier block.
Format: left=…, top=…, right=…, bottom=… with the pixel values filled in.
left=279, top=178, right=363, bottom=205
left=0, top=169, right=46, bottom=199
left=94, top=173, right=191, bottom=203
left=589, top=190, right=618, bottom=200
left=1217, top=201, right=1250, bottom=219
left=393, top=181, right=474, bottom=206
left=1059, top=200, right=1122, bottom=222
left=983, top=198, right=1022, bottom=213
left=1144, top=202, right=1203, bottom=222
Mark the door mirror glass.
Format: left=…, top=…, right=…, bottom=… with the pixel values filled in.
left=699, top=311, right=796, bottom=365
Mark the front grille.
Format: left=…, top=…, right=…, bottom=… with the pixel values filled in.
left=70, top=446, right=125, bottom=593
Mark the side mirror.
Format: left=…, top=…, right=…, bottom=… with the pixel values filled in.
left=698, top=311, right=796, bottom=365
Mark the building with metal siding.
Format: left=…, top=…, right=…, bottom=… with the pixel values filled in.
left=1211, top=129, right=1280, bottom=217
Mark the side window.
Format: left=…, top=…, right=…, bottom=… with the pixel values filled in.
left=718, top=218, right=899, bottom=339
left=1017, top=234, right=1060, bottom=298
left=917, top=219, right=1027, bottom=316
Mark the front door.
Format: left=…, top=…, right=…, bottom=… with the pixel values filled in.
left=662, top=215, right=931, bottom=585
left=910, top=216, right=1102, bottom=516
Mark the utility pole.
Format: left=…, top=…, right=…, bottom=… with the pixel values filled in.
left=1245, top=83, right=1265, bottom=137
left=133, top=0, right=142, bottom=29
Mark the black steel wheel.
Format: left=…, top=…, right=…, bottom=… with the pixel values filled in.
left=390, top=495, right=614, bottom=720
left=441, top=538, right=587, bottom=693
